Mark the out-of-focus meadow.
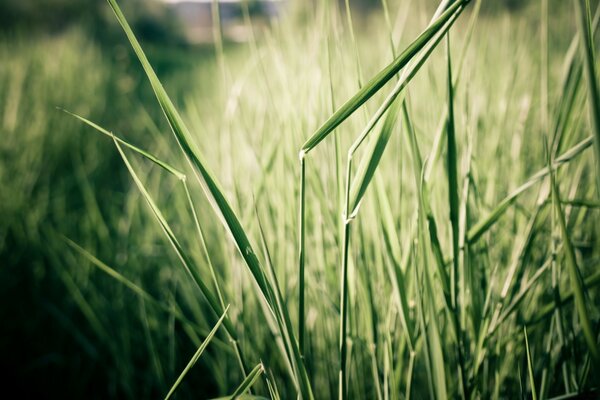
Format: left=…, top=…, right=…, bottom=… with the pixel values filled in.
left=1, top=0, right=599, bottom=399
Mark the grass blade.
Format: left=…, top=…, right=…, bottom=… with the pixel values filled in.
left=224, top=363, right=266, bottom=400
left=300, top=0, right=469, bottom=154
left=549, top=164, right=599, bottom=360
left=467, top=136, right=594, bottom=243
left=349, top=96, right=400, bottom=215
left=105, top=1, right=313, bottom=396
left=575, top=0, right=600, bottom=194
left=65, top=109, right=186, bottom=180
left=524, top=326, right=538, bottom=400
left=165, top=305, right=230, bottom=400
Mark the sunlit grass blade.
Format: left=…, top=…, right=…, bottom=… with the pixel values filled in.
left=105, top=1, right=313, bottom=396
left=349, top=96, right=400, bottom=215
left=300, top=0, right=469, bottom=154
left=105, top=0, right=270, bottom=303
left=165, top=305, right=230, bottom=400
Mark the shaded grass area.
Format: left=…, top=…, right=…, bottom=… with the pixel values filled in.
left=0, top=29, right=220, bottom=398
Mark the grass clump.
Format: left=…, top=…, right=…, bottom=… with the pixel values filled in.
left=2, top=0, right=599, bottom=398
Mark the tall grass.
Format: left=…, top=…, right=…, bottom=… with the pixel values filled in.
left=3, top=0, right=599, bottom=398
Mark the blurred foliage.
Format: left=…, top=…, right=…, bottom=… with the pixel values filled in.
left=0, top=0, right=185, bottom=45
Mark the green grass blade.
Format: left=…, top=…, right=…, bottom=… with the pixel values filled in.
left=527, top=269, right=600, bottom=326
left=349, top=96, right=400, bottom=215
left=374, top=174, right=415, bottom=350
left=105, top=2, right=313, bottom=396
left=227, top=363, right=265, bottom=399
left=164, top=305, right=230, bottom=400
left=64, top=237, right=213, bottom=342
left=576, top=0, right=600, bottom=194
left=111, top=136, right=234, bottom=335
left=298, top=157, right=306, bottom=356
left=445, top=34, right=460, bottom=311
left=300, top=0, right=469, bottom=154
left=467, top=136, right=593, bottom=243
left=549, top=166, right=599, bottom=360
left=524, top=326, right=538, bottom=400
left=105, top=0, right=271, bottom=303
left=64, top=109, right=186, bottom=180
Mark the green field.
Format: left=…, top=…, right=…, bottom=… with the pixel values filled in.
left=1, top=0, right=599, bottom=398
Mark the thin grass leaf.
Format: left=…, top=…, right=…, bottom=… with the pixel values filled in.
left=300, top=0, right=469, bottom=154
left=105, top=1, right=313, bottom=396
left=467, top=136, right=593, bottom=243
left=374, top=174, right=415, bottom=350
left=575, top=0, right=600, bottom=194
left=64, top=109, right=186, bottom=180
left=524, top=326, right=538, bottom=400
left=219, top=363, right=266, bottom=400
left=64, top=237, right=198, bottom=329
left=445, top=34, right=460, bottom=311
left=349, top=95, right=400, bottom=214
left=165, top=305, right=230, bottom=400
left=549, top=165, right=599, bottom=360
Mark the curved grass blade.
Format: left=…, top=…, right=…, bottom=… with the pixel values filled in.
left=165, top=305, right=230, bottom=400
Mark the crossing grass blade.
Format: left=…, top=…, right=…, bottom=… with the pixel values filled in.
left=300, top=0, right=469, bottom=154
left=467, top=136, right=594, bottom=243
left=164, top=305, right=230, bottom=400
left=69, top=109, right=229, bottom=315
left=217, top=363, right=266, bottom=400
left=110, top=136, right=236, bottom=336
left=105, top=1, right=313, bottom=397
left=524, top=326, right=538, bottom=400
left=349, top=96, right=400, bottom=215
left=105, top=0, right=270, bottom=302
